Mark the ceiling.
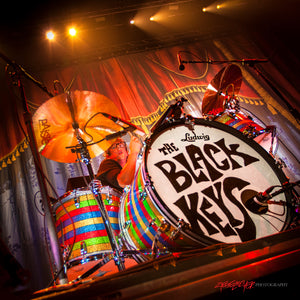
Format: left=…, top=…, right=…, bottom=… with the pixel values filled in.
left=0, top=0, right=298, bottom=71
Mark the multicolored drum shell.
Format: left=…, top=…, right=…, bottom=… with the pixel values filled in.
left=54, top=187, right=121, bottom=264
left=214, top=111, right=265, bottom=136
left=214, top=110, right=277, bottom=153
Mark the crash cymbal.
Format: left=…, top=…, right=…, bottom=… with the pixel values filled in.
left=33, top=90, right=122, bottom=163
left=202, top=64, right=242, bottom=116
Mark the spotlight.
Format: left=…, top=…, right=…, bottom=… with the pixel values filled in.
left=150, top=16, right=155, bottom=21
left=130, top=19, right=135, bottom=24
left=46, top=30, right=55, bottom=41
left=68, top=27, right=77, bottom=37
left=217, top=5, right=221, bottom=9
left=202, top=7, right=207, bottom=12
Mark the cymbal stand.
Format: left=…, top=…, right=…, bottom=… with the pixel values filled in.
left=71, top=130, right=125, bottom=273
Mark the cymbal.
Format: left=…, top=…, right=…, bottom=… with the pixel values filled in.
left=202, top=64, right=242, bottom=116
left=33, top=90, right=122, bottom=163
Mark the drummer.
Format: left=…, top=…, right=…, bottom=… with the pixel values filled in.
left=96, top=134, right=142, bottom=192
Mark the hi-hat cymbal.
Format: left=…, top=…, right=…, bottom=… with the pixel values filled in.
left=202, top=64, right=242, bottom=116
left=33, top=90, right=122, bottom=163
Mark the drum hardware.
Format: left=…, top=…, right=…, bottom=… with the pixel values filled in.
left=244, top=181, right=300, bottom=216
left=275, top=157, right=287, bottom=169
left=123, top=220, right=132, bottom=230
left=72, top=253, right=115, bottom=282
left=62, top=93, right=126, bottom=277
left=138, top=188, right=148, bottom=202
left=183, top=114, right=195, bottom=131
left=73, top=190, right=80, bottom=208
left=70, top=138, right=125, bottom=273
left=151, top=97, right=188, bottom=133
left=170, top=219, right=190, bottom=241
left=150, top=219, right=171, bottom=258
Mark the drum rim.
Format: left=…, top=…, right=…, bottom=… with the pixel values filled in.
left=54, top=186, right=122, bottom=209
left=143, top=118, right=292, bottom=244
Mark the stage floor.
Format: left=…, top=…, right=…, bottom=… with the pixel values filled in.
left=31, top=226, right=300, bottom=299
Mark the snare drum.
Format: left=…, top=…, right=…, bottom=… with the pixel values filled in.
left=54, top=187, right=121, bottom=264
left=119, top=118, right=291, bottom=249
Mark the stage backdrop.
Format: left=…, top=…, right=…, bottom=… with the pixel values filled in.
left=0, top=33, right=299, bottom=291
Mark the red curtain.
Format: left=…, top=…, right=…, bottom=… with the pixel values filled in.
left=0, top=31, right=299, bottom=291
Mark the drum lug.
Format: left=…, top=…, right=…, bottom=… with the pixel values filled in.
left=138, top=185, right=148, bottom=201
left=159, top=219, right=171, bottom=233
left=184, top=115, right=195, bottom=131
left=275, top=157, right=287, bottom=169
left=123, top=220, right=131, bottom=230
left=170, top=219, right=190, bottom=240
left=148, top=218, right=170, bottom=233
left=80, top=241, right=89, bottom=264
left=74, top=190, right=80, bottom=208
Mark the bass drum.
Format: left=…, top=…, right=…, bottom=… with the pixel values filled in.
left=119, top=118, right=292, bottom=249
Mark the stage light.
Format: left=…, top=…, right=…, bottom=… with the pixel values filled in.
left=150, top=16, right=155, bottom=21
left=202, top=7, right=207, bottom=12
left=46, top=30, right=55, bottom=41
left=130, top=19, right=135, bottom=24
left=217, top=5, right=221, bottom=9
left=68, top=27, right=77, bottom=37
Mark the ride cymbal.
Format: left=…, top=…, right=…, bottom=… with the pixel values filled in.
left=202, top=64, right=242, bottom=116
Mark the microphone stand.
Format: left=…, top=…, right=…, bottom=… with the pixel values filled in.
left=0, top=52, right=67, bottom=284
left=181, top=57, right=300, bottom=123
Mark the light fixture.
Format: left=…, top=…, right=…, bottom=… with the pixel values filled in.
left=46, top=30, right=55, bottom=41
left=68, top=27, right=77, bottom=37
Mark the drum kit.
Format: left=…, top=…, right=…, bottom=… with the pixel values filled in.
left=33, top=64, right=299, bottom=282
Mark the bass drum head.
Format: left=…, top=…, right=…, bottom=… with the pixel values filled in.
left=145, top=118, right=292, bottom=245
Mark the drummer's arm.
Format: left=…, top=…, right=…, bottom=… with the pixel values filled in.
left=117, top=135, right=142, bottom=187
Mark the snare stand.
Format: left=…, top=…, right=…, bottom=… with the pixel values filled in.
left=65, top=92, right=125, bottom=276
left=71, top=133, right=125, bottom=274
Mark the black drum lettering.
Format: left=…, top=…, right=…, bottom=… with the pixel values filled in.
left=200, top=197, right=237, bottom=237
left=223, top=177, right=257, bottom=241
left=185, top=144, right=223, bottom=182
left=154, top=160, right=192, bottom=193
left=174, top=193, right=219, bottom=236
left=158, top=143, right=179, bottom=155
left=173, top=152, right=210, bottom=184
left=215, top=138, right=259, bottom=170
left=203, top=144, right=230, bottom=170
left=201, top=182, right=243, bottom=228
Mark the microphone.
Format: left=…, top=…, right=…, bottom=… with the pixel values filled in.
left=242, top=186, right=276, bottom=215
left=104, top=128, right=133, bottom=141
left=177, top=53, right=185, bottom=71
left=101, top=112, right=145, bottom=136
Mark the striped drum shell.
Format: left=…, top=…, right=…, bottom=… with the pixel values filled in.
left=54, top=187, right=121, bottom=263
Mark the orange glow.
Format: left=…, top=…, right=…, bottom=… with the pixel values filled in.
left=68, top=27, right=77, bottom=37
